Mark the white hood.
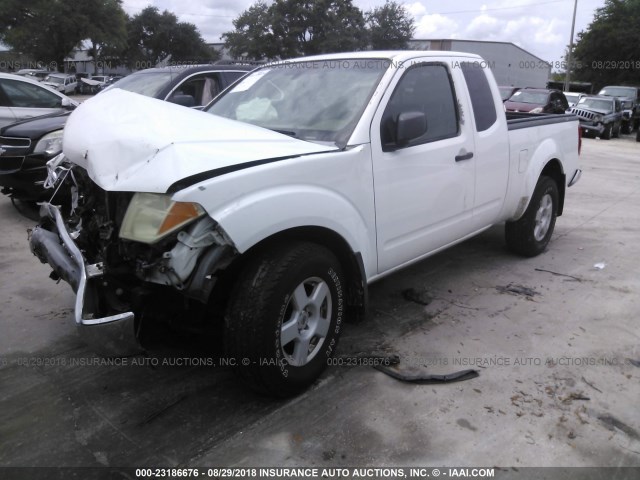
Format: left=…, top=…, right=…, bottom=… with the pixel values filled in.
left=62, top=89, right=338, bottom=193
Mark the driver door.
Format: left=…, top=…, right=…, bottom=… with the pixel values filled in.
left=370, top=61, right=476, bottom=273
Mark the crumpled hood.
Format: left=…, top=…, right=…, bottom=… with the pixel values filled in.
left=63, top=89, right=338, bottom=193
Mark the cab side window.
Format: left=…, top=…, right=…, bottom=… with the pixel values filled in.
left=381, top=64, right=459, bottom=150
left=461, top=62, right=497, bottom=131
left=173, top=74, right=221, bottom=107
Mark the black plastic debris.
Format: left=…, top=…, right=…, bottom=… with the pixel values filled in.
left=375, top=364, right=479, bottom=384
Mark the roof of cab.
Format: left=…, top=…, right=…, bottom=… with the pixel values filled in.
left=265, top=50, right=484, bottom=64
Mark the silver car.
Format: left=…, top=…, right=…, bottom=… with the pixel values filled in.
left=0, top=73, right=78, bottom=128
left=42, top=73, right=78, bottom=95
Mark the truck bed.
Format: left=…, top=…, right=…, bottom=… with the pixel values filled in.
left=506, top=112, right=578, bottom=130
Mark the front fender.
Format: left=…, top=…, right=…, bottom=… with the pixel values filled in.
left=214, top=184, right=372, bottom=257
left=170, top=146, right=377, bottom=278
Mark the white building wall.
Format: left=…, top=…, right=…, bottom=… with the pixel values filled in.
left=408, top=39, right=551, bottom=88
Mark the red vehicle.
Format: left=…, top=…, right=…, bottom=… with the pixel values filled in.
left=499, top=86, right=520, bottom=102
left=505, top=88, right=569, bottom=114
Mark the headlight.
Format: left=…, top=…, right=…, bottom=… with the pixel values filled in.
left=594, top=115, right=603, bottom=123
left=33, top=129, right=64, bottom=156
left=530, top=107, right=543, bottom=113
left=119, top=193, right=206, bottom=244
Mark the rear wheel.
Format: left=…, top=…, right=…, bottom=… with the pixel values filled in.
left=224, top=242, right=345, bottom=397
left=505, top=176, right=559, bottom=257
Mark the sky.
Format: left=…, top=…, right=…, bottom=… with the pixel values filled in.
left=123, top=0, right=606, bottom=65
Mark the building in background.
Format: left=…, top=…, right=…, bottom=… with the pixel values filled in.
left=409, top=39, right=551, bottom=88
left=211, top=39, right=551, bottom=89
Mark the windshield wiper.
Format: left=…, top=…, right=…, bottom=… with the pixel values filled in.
left=271, top=129, right=297, bottom=137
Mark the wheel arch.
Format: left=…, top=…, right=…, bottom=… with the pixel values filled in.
left=211, top=226, right=368, bottom=324
left=540, top=158, right=566, bottom=216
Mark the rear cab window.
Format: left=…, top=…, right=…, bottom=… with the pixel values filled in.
left=460, top=62, right=497, bottom=132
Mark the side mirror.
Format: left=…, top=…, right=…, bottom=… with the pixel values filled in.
left=61, top=98, right=75, bottom=110
left=396, top=111, right=427, bottom=147
left=169, top=94, right=196, bottom=107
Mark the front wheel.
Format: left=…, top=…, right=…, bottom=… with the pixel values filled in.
left=224, top=242, right=345, bottom=397
left=601, top=123, right=612, bottom=140
left=613, top=122, right=620, bottom=138
left=505, top=176, right=559, bottom=257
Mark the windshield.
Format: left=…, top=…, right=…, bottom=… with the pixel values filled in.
left=578, top=98, right=612, bottom=111
left=206, top=59, right=389, bottom=147
left=598, top=87, right=636, bottom=98
left=508, top=91, right=549, bottom=104
left=499, top=87, right=514, bottom=101
left=107, top=71, right=175, bottom=97
left=564, top=93, right=580, bottom=103
left=45, top=76, right=64, bottom=85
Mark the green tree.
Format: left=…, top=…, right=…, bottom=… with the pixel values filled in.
left=222, top=0, right=369, bottom=60
left=81, top=0, right=128, bottom=73
left=572, top=0, right=640, bottom=89
left=126, top=6, right=216, bottom=67
left=0, top=0, right=86, bottom=71
left=366, top=0, right=415, bottom=50
left=222, top=1, right=278, bottom=60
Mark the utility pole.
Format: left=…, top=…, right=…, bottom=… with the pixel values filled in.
left=564, top=0, right=578, bottom=91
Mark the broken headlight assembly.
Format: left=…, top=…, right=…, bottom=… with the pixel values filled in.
left=119, top=193, right=206, bottom=244
left=33, top=129, right=64, bottom=156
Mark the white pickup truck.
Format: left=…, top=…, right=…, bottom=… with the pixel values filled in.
left=30, top=51, right=581, bottom=396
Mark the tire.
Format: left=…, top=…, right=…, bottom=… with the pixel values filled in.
left=636, top=128, right=640, bottom=142
left=600, top=123, right=612, bottom=140
left=505, top=176, right=559, bottom=257
left=613, top=123, right=620, bottom=138
left=224, top=242, right=345, bottom=397
left=622, top=122, right=631, bottom=135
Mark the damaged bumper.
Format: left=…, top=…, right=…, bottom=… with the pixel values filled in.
left=30, top=202, right=142, bottom=357
left=579, top=121, right=604, bottom=135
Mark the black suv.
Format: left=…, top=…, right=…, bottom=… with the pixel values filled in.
left=0, top=64, right=253, bottom=207
left=597, top=85, right=639, bottom=133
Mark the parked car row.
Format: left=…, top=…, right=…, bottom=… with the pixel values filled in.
left=500, top=83, right=639, bottom=141
left=11, top=69, right=128, bottom=96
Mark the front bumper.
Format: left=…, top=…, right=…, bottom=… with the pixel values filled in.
left=29, top=202, right=142, bottom=357
left=579, top=121, right=604, bottom=135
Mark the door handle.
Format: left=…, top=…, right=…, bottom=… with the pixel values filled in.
left=455, top=151, right=474, bottom=162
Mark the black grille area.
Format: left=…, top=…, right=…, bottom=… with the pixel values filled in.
left=0, top=136, right=31, bottom=157
left=0, top=136, right=31, bottom=148
left=0, top=156, right=25, bottom=172
left=569, top=108, right=599, bottom=121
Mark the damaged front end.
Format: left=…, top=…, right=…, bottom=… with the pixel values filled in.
left=29, top=155, right=237, bottom=356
